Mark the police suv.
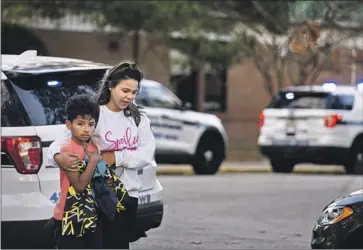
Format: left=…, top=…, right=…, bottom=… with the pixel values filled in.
left=258, top=82, right=363, bottom=174
left=1, top=51, right=163, bottom=248
left=136, top=79, right=228, bottom=175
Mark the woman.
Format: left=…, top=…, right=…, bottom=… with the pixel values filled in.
left=47, top=61, right=156, bottom=249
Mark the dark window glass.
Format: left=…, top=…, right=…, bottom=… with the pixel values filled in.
left=328, top=95, right=355, bottom=110
left=8, top=69, right=106, bottom=126
left=145, top=84, right=181, bottom=109
left=1, top=80, right=28, bottom=127
left=172, top=67, right=228, bottom=113
left=204, top=67, right=227, bottom=112
left=268, top=91, right=355, bottom=110
left=135, top=85, right=149, bottom=106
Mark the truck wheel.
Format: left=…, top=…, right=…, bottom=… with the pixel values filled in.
left=192, top=134, right=224, bottom=175
left=270, top=159, right=295, bottom=173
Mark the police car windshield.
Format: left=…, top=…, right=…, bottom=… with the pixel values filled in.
left=268, top=91, right=354, bottom=110
left=6, top=69, right=105, bottom=126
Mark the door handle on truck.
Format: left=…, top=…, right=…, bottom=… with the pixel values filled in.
left=161, top=115, right=171, bottom=119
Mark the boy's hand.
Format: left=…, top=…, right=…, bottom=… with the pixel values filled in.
left=83, top=145, right=102, bottom=163
left=101, top=151, right=116, bottom=166
left=89, top=152, right=102, bottom=163
left=106, top=177, right=114, bottom=187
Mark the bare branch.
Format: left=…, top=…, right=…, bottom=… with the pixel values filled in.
left=286, top=59, right=298, bottom=85
left=250, top=1, right=287, bottom=35
left=253, top=59, right=274, bottom=97
left=325, top=1, right=357, bottom=17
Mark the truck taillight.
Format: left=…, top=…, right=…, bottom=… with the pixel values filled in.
left=324, top=114, right=342, bottom=128
left=1, top=136, right=42, bottom=174
left=259, top=112, right=265, bottom=128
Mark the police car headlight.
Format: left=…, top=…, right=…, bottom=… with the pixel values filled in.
left=321, top=206, right=353, bottom=225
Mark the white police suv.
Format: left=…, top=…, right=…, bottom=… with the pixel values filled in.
left=135, top=79, right=228, bottom=175
left=258, top=81, right=363, bottom=174
left=1, top=51, right=163, bottom=248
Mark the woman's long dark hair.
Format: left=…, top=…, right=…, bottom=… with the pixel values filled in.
left=95, top=61, right=144, bottom=125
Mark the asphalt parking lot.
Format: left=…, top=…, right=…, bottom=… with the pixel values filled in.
left=132, top=172, right=363, bottom=249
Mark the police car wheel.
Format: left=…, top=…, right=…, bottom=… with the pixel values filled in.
left=192, top=135, right=224, bottom=175
left=344, top=150, right=363, bottom=175
left=269, top=159, right=295, bottom=173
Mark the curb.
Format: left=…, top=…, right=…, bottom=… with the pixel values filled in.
left=156, top=165, right=345, bottom=176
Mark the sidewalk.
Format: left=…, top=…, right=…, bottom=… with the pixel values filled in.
left=157, top=161, right=345, bottom=175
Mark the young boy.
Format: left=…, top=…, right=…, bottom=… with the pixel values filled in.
left=53, top=94, right=102, bottom=249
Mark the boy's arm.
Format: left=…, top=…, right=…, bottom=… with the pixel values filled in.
left=62, top=146, right=101, bottom=193
left=64, top=158, right=98, bottom=193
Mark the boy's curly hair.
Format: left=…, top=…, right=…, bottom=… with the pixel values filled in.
left=65, top=94, right=99, bottom=122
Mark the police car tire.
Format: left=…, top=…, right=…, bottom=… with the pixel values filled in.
left=192, top=134, right=224, bottom=175
left=344, top=149, right=363, bottom=175
left=353, top=157, right=363, bottom=175
left=269, top=159, right=295, bottom=173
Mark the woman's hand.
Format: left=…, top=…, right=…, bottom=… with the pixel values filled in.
left=54, top=152, right=81, bottom=172
left=102, top=151, right=116, bottom=166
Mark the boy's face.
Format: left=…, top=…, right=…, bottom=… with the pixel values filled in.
left=66, top=115, right=96, bottom=143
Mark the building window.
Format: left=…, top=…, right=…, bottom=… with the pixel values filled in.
left=204, top=66, right=227, bottom=113
left=171, top=65, right=227, bottom=113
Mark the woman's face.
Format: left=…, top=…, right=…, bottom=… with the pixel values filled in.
left=109, top=79, right=139, bottom=111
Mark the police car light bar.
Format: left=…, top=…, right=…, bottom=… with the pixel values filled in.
left=357, top=82, right=363, bottom=91
left=47, top=80, right=62, bottom=87
left=285, top=92, right=294, bottom=100
left=322, top=81, right=337, bottom=91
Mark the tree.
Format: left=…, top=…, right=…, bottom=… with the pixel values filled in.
left=1, top=0, right=194, bottom=64
left=166, top=0, right=310, bottom=110
left=214, top=1, right=363, bottom=97
left=164, top=1, right=293, bottom=110
left=5, top=1, right=361, bottom=105
left=2, top=0, right=235, bottom=111
left=2, top=1, right=228, bottom=111
left=165, top=2, right=237, bottom=111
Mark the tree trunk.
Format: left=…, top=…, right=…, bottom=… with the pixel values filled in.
left=276, top=58, right=285, bottom=91
left=132, top=29, right=140, bottom=64
left=196, top=64, right=206, bottom=112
